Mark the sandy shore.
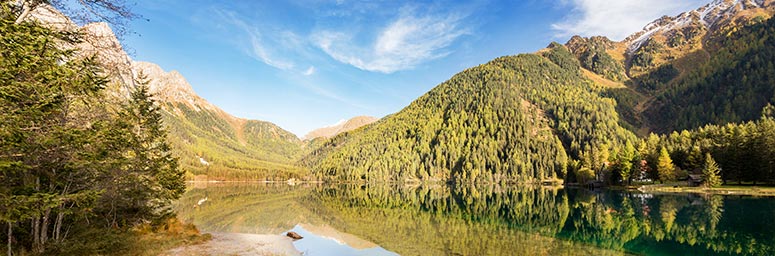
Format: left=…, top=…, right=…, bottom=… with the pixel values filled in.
left=163, top=232, right=301, bottom=256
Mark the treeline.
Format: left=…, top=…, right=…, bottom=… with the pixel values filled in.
left=564, top=36, right=626, bottom=81
left=586, top=112, right=775, bottom=186
left=0, top=5, right=186, bottom=255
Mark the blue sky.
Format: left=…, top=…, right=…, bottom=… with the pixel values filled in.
left=124, top=0, right=706, bottom=137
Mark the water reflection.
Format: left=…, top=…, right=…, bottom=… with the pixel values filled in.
left=289, top=224, right=398, bottom=256
left=176, top=183, right=775, bottom=256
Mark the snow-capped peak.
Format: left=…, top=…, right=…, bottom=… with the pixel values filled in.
left=625, top=0, right=768, bottom=54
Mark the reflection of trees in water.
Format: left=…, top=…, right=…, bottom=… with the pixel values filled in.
left=174, top=184, right=774, bottom=255
left=564, top=190, right=773, bottom=255
left=309, top=184, right=621, bottom=256
left=174, top=183, right=323, bottom=234
left=315, top=186, right=774, bottom=255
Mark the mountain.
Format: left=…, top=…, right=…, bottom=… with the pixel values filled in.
left=131, top=62, right=306, bottom=180
left=304, top=116, right=379, bottom=140
left=303, top=0, right=775, bottom=183
left=570, top=0, right=775, bottom=134
left=626, top=0, right=775, bottom=133
left=28, top=6, right=307, bottom=180
left=302, top=51, right=636, bottom=183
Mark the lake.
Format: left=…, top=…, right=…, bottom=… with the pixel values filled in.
left=175, top=183, right=775, bottom=255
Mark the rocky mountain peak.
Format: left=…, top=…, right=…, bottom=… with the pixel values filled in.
left=28, top=5, right=134, bottom=93
left=624, top=0, right=773, bottom=54
left=131, top=61, right=215, bottom=112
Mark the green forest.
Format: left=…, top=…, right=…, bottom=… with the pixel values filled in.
left=302, top=51, right=636, bottom=183
left=0, top=3, right=200, bottom=255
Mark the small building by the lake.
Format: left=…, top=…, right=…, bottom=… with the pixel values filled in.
left=687, top=174, right=704, bottom=187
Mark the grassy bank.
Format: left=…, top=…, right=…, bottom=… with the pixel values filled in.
left=27, top=217, right=211, bottom=256
left=633, top=183, right=775, bottom=197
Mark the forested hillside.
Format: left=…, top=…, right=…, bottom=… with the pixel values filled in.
left=602, top=0, right=775, bottom=133
left=160, top=102, right=306, bottom=180
left=302, top=51, right=636, bottom=183
left=644, top=15, right=775, bottom=132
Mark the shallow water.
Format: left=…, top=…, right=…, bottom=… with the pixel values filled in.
left=175, top=183, right=775, bottom=255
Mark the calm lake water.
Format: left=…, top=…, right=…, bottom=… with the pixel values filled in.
left=175, top=183, right=775, bottom=256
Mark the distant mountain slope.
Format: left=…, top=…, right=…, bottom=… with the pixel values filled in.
left=28, top=7, right=308, bottom=180
left=131, top=62, right=305, bottom=180
left=304, top=116, right=378, bottom=140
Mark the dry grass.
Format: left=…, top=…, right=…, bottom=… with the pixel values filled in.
left=582, top=69, right=627, bottom=89
left=129, top=217, right=212, bottom=256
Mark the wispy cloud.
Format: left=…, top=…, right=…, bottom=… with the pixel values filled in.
left=552, top=0, right=705, bottom=40
left=303, top=66, right=316, bottom=76
left=216, top=10, right=297, bottom=70
left=296, top=80, right=369, bottom=110
left=313, top=8, right=469, bottom=73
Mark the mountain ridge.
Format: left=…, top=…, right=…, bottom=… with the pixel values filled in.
left=304, top=116, right=379, bottom=140
left=28, top=6, right=308, bottom=180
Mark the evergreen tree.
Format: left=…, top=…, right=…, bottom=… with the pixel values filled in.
left=0, top=8, right=186, bottom=253
left=98, top=72, right=185, bottom=225
left=657, top=147, right=676, bottom=183
left=0, top=13, right=107, bottom=252
left=618, top=140, right=636, bottom=185
left=702, top=153, right=722, bottom=188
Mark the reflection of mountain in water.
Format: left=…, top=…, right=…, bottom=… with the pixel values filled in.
left=175, top=183, right=775, bottom=256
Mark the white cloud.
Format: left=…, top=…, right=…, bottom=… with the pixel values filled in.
left=303, top=66, right=316, bottom=76
left=247, top=32, right=295, bottom=70
left=552, top=0, right=706, bottom=41
left=313, top=10, right=468, bottom=73
left=217, top=10, right=296, bottom=70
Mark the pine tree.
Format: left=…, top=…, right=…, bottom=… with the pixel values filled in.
left=702, top=153, right=722, bottom=188
left=618, top=140, right=636, bottom=185
left=100, top=72, right=185, bottom=225
left=657, top=147, right=676, bottom=183
left=1, top=15, right=107, bottom=252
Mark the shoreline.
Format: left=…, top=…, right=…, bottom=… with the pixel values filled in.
left=163, top=232, right=300, bottom=256
left=630, top=184, right=775, bottom=197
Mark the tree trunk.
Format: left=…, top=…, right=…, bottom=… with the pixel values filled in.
left=6, top=222, right=11, bottom=256
left=40, top=209, right=50, bottom=247
left=54, top=211, right=64, bottom=242
left=31, top=217, right=39, bottom=251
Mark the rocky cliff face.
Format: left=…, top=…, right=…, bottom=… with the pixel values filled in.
left=563, top=0, right=774, bottom=80
left=623, top=0, right=774, bottom=76
left=625, top=0, right=773, bottom=54
left=131, top=61, right=220, bottom=112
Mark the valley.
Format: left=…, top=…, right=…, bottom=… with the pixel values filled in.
left=3, top=0, right=775, bottom=255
